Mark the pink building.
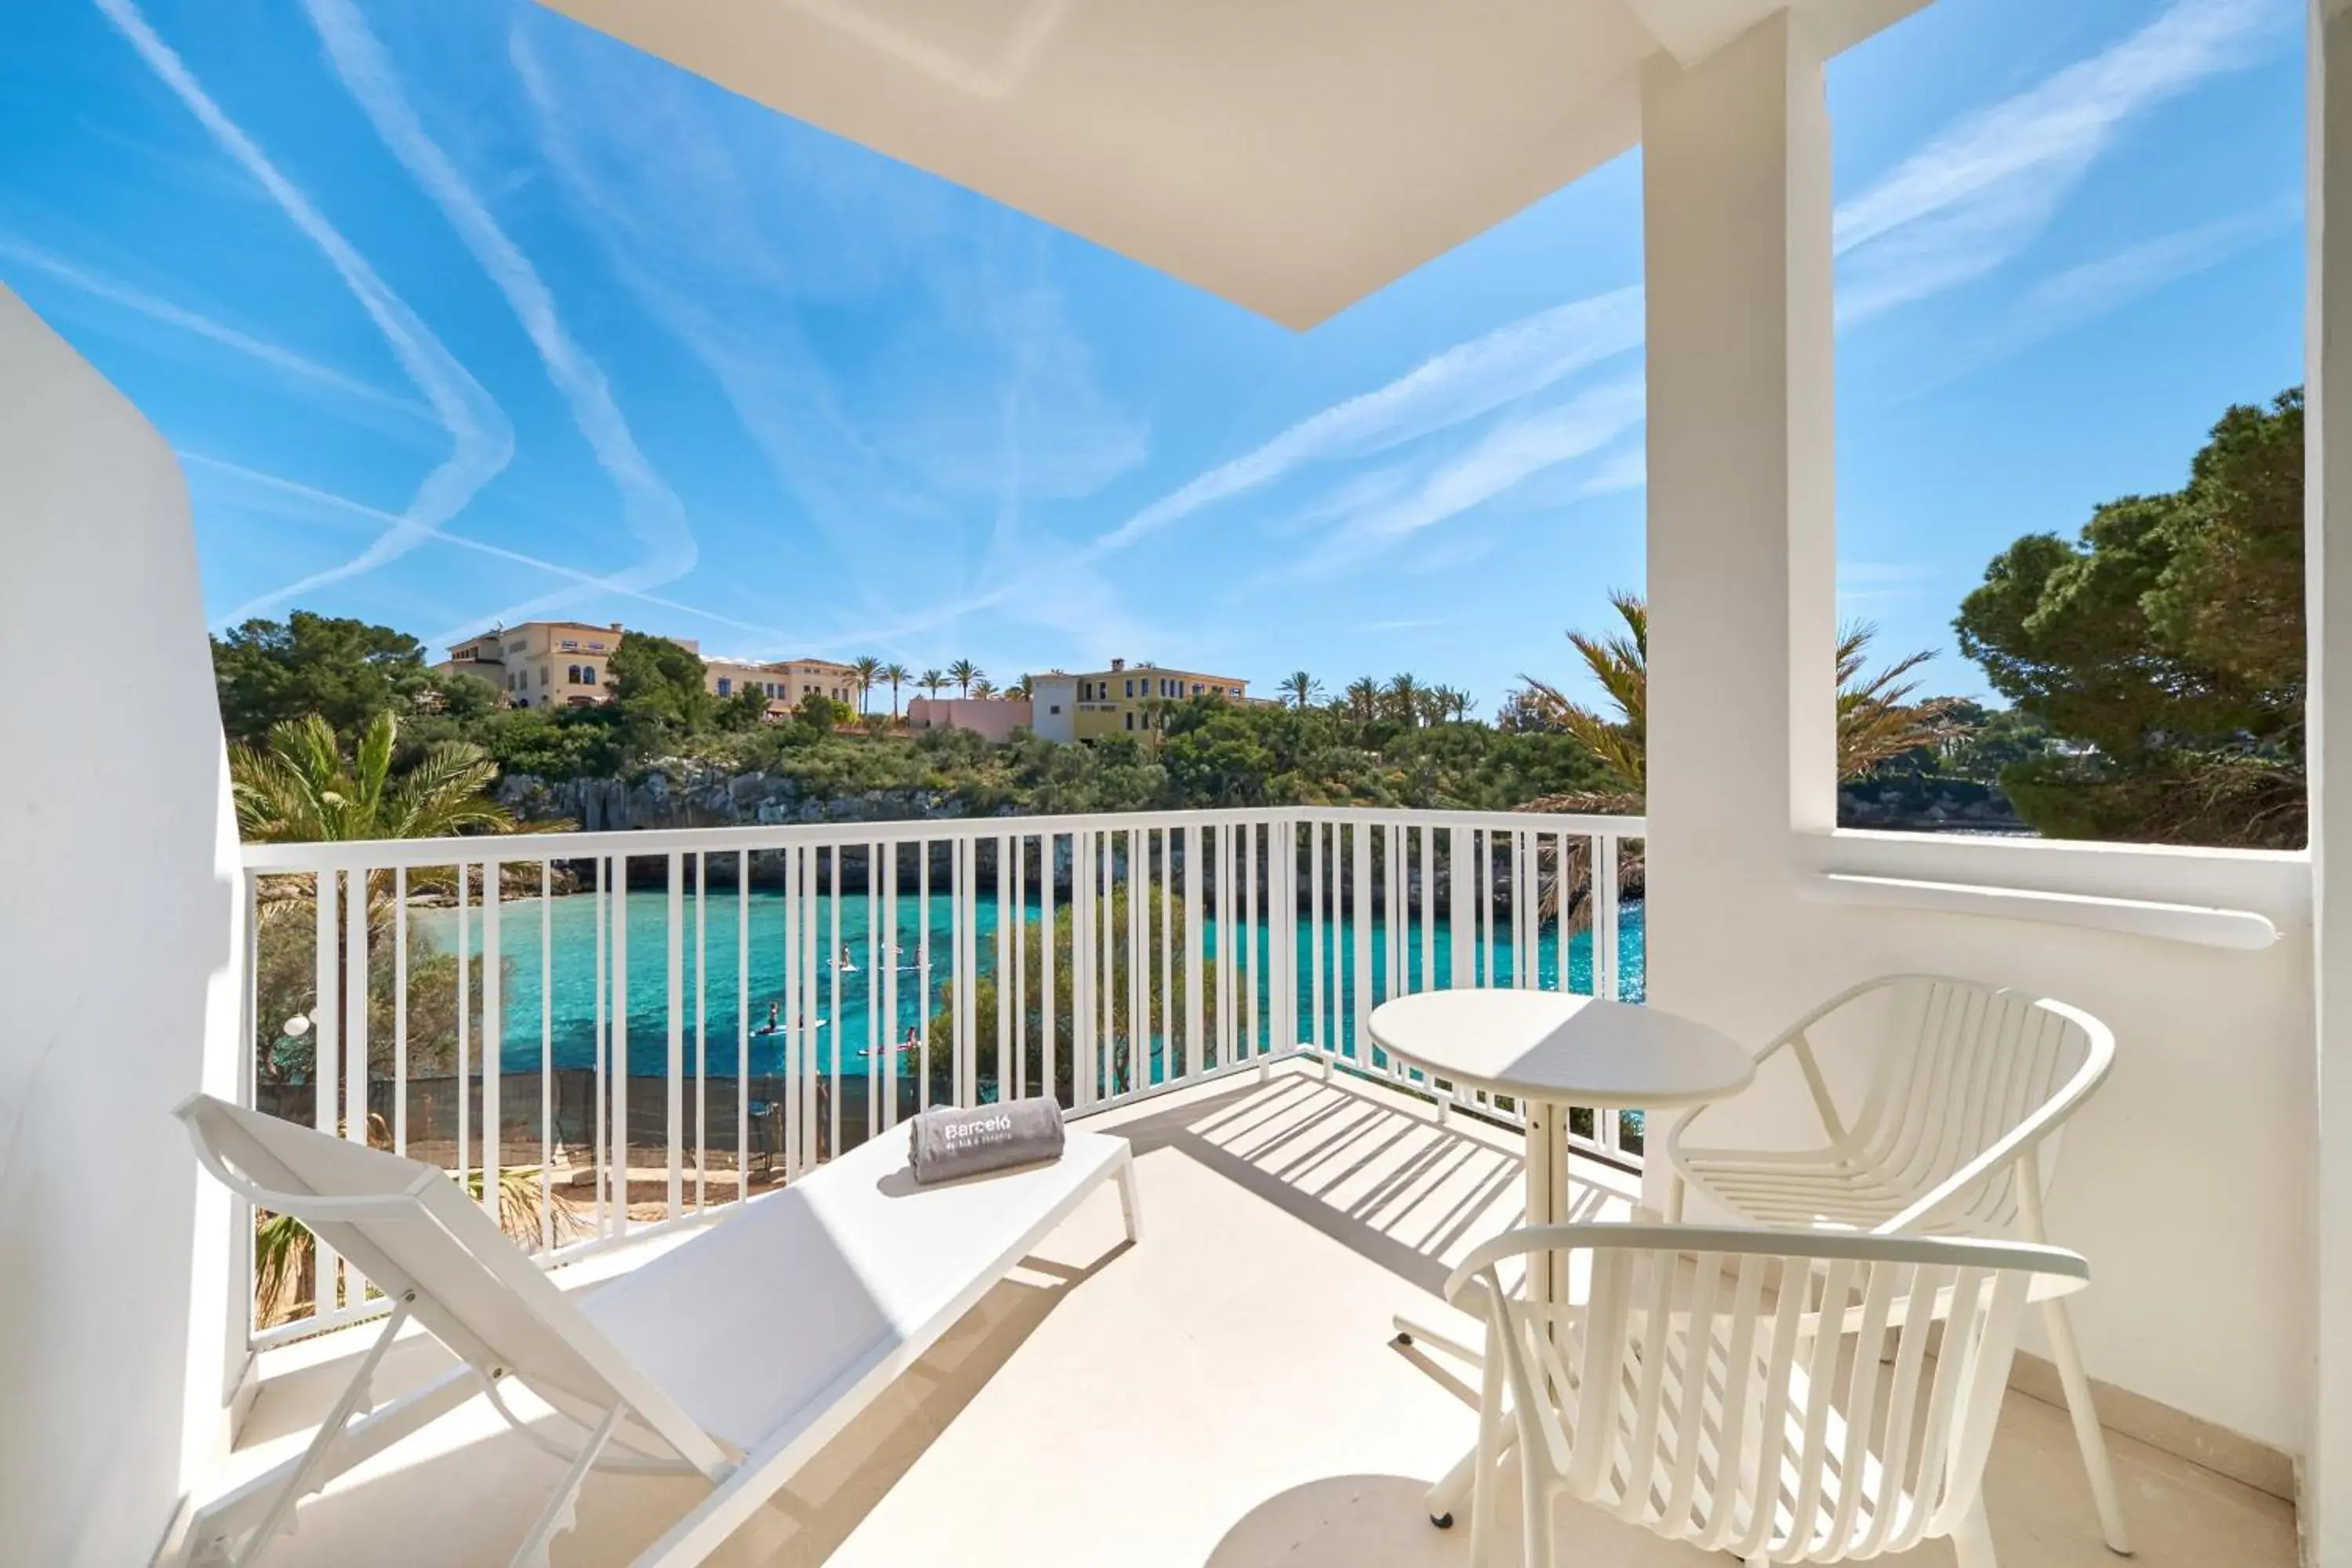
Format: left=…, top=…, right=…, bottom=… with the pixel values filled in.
left=906, top=696, right=1033, bottom=744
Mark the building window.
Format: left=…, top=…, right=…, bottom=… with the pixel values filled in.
left=1192, top=683, right=1203, bottom=695
left=560, top=639, right=579, bottom=651
left=540, top=666, right=550, bottom=686
left=1049, top=704, right=1062, bottom=715
left=588, top=641, right=606, bottom=652
left=717, top=677, right=731, bottom=696
left=1124, top=711, right=1134, bottom=731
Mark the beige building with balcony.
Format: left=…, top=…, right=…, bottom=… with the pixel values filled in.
left=702, top=655, right=862, bottom=718
left=434, top=620, right=663, bottom=710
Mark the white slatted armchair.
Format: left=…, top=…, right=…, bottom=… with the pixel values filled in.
left=1663, top=975, right=2129, bottom=1553
left=1446, top=1222, right=2090, bottom=1568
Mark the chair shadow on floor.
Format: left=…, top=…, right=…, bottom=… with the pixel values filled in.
left=1113, top=1068, right=1624, bottom=1298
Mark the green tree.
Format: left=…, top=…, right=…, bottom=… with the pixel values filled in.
left=1955, top=388, right=2304, bottom=847
left=949, top=659, right=982, bottom=697
left=881, top=662, right=910, bottom=720
left=851, top=655, right=882, bottom=716
left=1281, top=670, right=1323, bottom=710
left=920, top=668, right=949, bottom=699
left=212, top=611, right=464, bottom=746
left=927, top=873, right=1221, bottom=1105
left=793, top=690, right=855, bottom=732
left=605, top=631, right=718, bottom=742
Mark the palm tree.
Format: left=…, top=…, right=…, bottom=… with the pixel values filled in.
left=1344, top=677, right=1381, bottom=725
left=1003, top=674, right=1033, bottom=701
left=919, top=668, right=949, bottom=699
left=971, top=677, right=997, bottom=700
left=1442, top=686, right=1476, bottom=722
left=231, top=712, right=576, bottom=1323
left=1281, top=670, right=1323, bottom=710
left=234, top=710, right=517, bottom=848
left=947, top=659, right=982, bottom=698
left=1387, top=673, right=1424, bottom=728
left=1517, top=590, right=1955, bottom=813
left=880, top=662, right=910, bottom=720
left=850, top=655, right=882, bottom=716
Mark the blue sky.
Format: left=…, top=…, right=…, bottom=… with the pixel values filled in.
left=0, top=0, right=2307, bottom=710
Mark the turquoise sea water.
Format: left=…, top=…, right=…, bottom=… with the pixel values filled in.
left=413, top=890, right=1646, bottom=1080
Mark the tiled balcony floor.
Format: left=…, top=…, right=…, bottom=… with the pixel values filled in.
left=216, top=1061, right=2299, bottom=1567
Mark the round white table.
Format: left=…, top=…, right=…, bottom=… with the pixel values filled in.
left=1365, top=988, right=1755, bottom=1528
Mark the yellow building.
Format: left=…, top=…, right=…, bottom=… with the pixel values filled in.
left=1057, top=658, right=1250, bottom=742
left=702, top=656, right=862, bottom=718
left=434, top=621, right=666, bottom=710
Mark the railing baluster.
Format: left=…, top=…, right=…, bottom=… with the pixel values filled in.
left=313, top=868, right=340, bottom=1315
left=736, top=852, right=749, bottom=1201
left=1351, top=822, right=1372, bottom=1067
left=541, top=860, right=554, bottom=1251
left=1310, top=822, right=1325, bottom=1055
left=1013, top=836, right=1029, bottom=1101
left=394, top=866, right=408, bottom=1158
left=1182, top=823, right=1203, bottom=1079
left=611, top=855, right=628, bottom=1237
left=694, top=851, right=707, bottom=1214
left=1158, top=829, right=1174, bottom=1080
left=1042, top=833, right=1058, bottom=1110
left=455, top=861, right=470, bottom=1229
left=593, top=856, right=608, bottom=1236
left=1002, top=832, right=1021, bottom=1105
left=913, top=840, right=927, bottom=1120
left=880, top=842, right=896, bottom=1138
left=483, top=856, right=502, bottom=1227
left=1126, top=827, right=1145, bottom=1094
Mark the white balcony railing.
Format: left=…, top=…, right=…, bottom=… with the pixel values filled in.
left=234, top=805, right=1644, bottom=1346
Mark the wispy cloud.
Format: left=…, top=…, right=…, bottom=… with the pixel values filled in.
left=1312, top=377, right=1647, bottom=569
left=0, top=237, right=433, bottom=429
left=1894, top=201, right=2296, bottom=399
left=93, top=0, right=513, bottom=626
left=187, top=456, right=795, bottom=644
left=1096, top=285, right=1643, bottom=552
left=1834, top=0, right=2284, bottom=323
left=297, top=0, right=693, bottom=644
left=505, top=17, right=1145, bottom=658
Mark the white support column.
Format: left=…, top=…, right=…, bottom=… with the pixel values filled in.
left=2308, top=3, right=2352, bottom=1560
left=1639, top=10, right=1836, bottom=1210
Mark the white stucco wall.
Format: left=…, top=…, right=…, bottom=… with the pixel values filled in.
left=0, top=287, right=245, bottom=1563
left=1640, top=15, right=2314, bottom=1461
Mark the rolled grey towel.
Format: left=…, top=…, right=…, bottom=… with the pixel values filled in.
left=908, top=1097, right=1065, bottom=1185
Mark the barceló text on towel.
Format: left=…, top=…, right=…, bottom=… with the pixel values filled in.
left=908, top=1096, right=1065, bottom=1184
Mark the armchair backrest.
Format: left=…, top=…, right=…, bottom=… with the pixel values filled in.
left=1803, top=976, right=2113, bottom=1230
left=1450, top=1224, right=2088, bottom=1563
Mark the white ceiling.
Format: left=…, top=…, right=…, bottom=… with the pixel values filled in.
left=536, top=0, right=1926, bottom=329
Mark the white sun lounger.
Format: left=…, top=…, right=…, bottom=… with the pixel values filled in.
left=170, top=1093, right=1140, bottom=1568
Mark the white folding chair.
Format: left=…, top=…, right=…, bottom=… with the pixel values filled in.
left=1447, top=1221, right=2089, bottom=1568
left=1663, top=975, right=2129, bottom=1553
left=172, top=1092, right=1140, bottom=1568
